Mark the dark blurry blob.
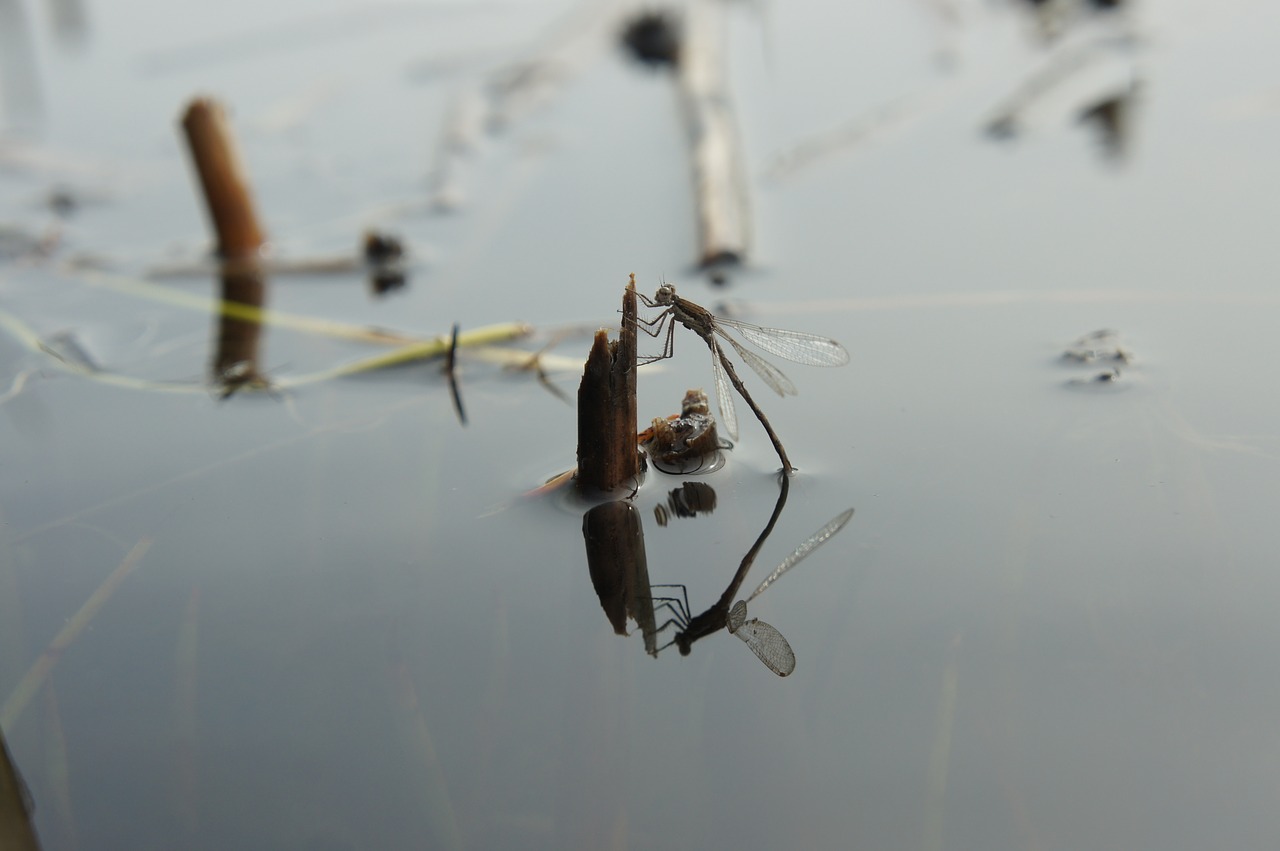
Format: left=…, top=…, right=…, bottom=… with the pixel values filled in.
left=654, top=481, right=717, bottom=526
left=620, top=10, right=681, bottom=67
left=46, top=0, right=90, bottom=50
left=1078, top=88, right=1137, bottom=160
left=364, top=231, right=408, bottom=296
left=0, top=729, right=41, bottom=851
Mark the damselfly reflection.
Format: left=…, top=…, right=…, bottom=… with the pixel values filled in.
left=637, top=283, right=849, bottom=474
left=651, top=506, right=854, bottom=676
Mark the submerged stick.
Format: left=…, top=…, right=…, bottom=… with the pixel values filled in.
left=0, top=539, right=152, bottom=731
left=180, top=98, right=266, bottom=261
left=173, top=587, right=201, bottom=839
left=678, top=1, right=750, bottom=270
left=576, top=276, right=640, bottom=494
left=41, top=684, right=77, bottom=851
left=386, top=644, right=464, bottom=851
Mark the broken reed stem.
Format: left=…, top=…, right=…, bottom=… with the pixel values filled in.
left=576, top=277, right=640, bottom=494
left=180, top=97, right=266, bottom=261
left=678, top=1, right=750, bottom=268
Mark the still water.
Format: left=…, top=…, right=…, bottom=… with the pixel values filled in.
left=3, top=0, right=1280, bottom=848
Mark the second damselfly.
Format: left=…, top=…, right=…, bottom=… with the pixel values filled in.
left=638, top=283, right=849, bottom=474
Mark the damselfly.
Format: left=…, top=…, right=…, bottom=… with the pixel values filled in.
left=652, top=506, right=855, bottom=676
left=637, top=283, right=849, bottom=474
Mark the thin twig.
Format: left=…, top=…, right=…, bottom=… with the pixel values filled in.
left=445, top=321, right=467, bottom=426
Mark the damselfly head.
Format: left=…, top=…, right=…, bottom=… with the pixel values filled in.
left=653, top=283, right=677, bottom=305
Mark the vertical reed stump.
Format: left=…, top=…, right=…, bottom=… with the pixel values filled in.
left=179, top=97, right=269, bottom=391
left=576, top=277, right=641, bottom=494
left=180, top=98, right=266, bottom=260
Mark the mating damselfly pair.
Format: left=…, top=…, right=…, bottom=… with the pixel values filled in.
left=637, top=283, right=849, bottom=474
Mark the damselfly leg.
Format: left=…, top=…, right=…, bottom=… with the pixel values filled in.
left=645, top=582, right=691, bottom=630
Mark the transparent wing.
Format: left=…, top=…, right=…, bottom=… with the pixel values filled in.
left=746, top=508, right=855, bottom=603
left=715, top=327, right=798, bottom=397
left=707, top=336, right=739, bottom=441
left=735, top=618, right=796, bottom=676
left=712, top=315, right=851, bottom=367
